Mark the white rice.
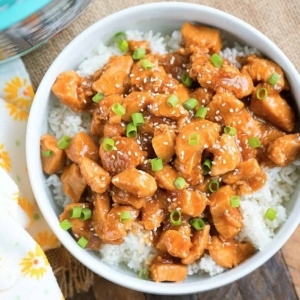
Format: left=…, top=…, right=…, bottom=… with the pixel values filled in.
left=47, top=29, right=300, bottom=278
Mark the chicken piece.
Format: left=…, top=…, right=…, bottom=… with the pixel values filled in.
left=156, top=230, right=192, bottom=259
left=79, top=157, right=111, bottom=194
left=237, top=133, right=258, bottom=161
left=210, top=185, right=243, bottom=239
left=174, top=152, right=201, bottom=175
left=102, top=206, right=139, bottom=244
left=181, top=22, right=222, bottom=53
left=112, top=186, right=146, bottom=209
left=222, top=158, right=262, bottom=184
left=150, top=262, right=188, bottom=282
left=142, top=196, right=165, bottom=230
left=65, top=132, right=98, bottom=164
left=259, top=123, right=285, bottom=147
left=181, top=224, right=210, bottom=264
left=236, top=171, right=267, bottom=195
left=103, top=122, right=126, bottom=137
left=90, top=94, right=124, bottom=136
left=128, top=40, right=150, bottom=53
left=242, top=55, right=288, bottom=91
left=52, top=70, right=94, bottom=112
left=168, top=189, right=209, bottom=217
left=267, top=134, right=300, bottom=166
left=59, top=203, right=101, bottom=250
left=209, top=134, right=241, bottom=176
left=112, top=166, right=157, bottom=197
left=92, top=55, right=133, bottom=95
left=175, top=119, right=221, bottom=163
left=189, top=87, right=213, bottom=106
left=121, top=91, right=153, bottom=122
left=99, top=137, right=147, bottom=174
left=61, top=163, right=86, bottom=203
left=250, top=84, right=295, bottom=132
left=130, top=55, right=178, bottom=94
left=152, top=125, right=176, bottom=163
left=208, top=236, right=255, bottom=268
left=152, top=164, right=188, bottom=191
left=40, top=134, right=66, bottom=174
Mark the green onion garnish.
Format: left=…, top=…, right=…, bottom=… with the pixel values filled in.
left=131, top=112, right=145, bottom=126
left=202, top=159, right=212, bottom=175
left=113, top=32, right=129, bottom=52
left=92, top=92, right=105, bottom=103
left=151, top=158, right=163, bottom=172
left=133, top=48, right=146, bottom=60
left=208, top=179, right=220, bottom=193
left=120, top=211, right=131, bottom=222
left=174, top=177, right=186, bottom=190
left=138, top=269, right=149, bottom=280
left=248, top=137, right=261, bottom=148
left=167, top=94, right=179, bottom=107
left=264, top=208, right=277, bottom=221
left=80, top=208, right=92, bottom=221
left=140, top=59, right=154, bottom=70
left=60, top=219, right=72, bottom=231
left=112, top=103, right=126, bottom=116
left=118, top=40, right=129, bottom=52
left=126, top=122, right=137, bottom=137
left=189, top=218, right=205, bottom=230
left=70, top=206, right=82, bottom=219
left=188, top=133, right=200, bottom=146
left=102, top=137, right=115, bottom=152
left=170, top=210, right=182, bottom=226
left=230, top=195, right=240, bottom=208
left=195, top=107, right=208, bottom=118
left=181, top=72, right=193, bottom=87
left=268, top=73, right=280, bottom=86
left=183, top=98, right=198, bottom=110
left=256, top=87, right=268, bottom=100
left=42, top=150, right=53, bottom=157
left=57, top=136, right=71, bottom=150
left=224, top=126, right=237, bottom=136
left=77, top=236, right=89, bottom=248
left=210, top=53, right=223, bottom=68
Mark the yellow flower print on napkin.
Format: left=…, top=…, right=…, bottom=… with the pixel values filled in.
left=0, top=143, right=11, bottom=172
left=19, top=244, right=50, bottom=280
left=18, top=197, right=34, bottom=223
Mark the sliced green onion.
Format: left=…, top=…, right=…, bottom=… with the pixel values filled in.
left=138, top=269, right=149, bottom=280
left=195, top=107, right=208, bottom=118
left=69, top=206, right=82, bottom=219
left=248, top=137, right=261, bottom=148
left=77, top=236, right=89, bottom=248
left=230, top=195, right=240, bottom=208
left=80, top=208, right=92, bottom=221
left=181, top=72, right=193, bottom=87
left=174, top=177, right=186, bottom=189
left=120, top=211, right=131, bottom=222
left=264, top=208, right=277, bottom=221
left=256, top=87, right=268, bottom=100
left=140, top=59, right=154, bottom=70
left=102, top=137, right=115, bottom=152
left=131, top=112, right=145, bottom=126
left=42, top=150, right=53, bottom=157
left=208, top=179, right=220, bottom=193
left=126, top=122, right=137, bottom=137
left=113, top=31, right=127, bottom=43
left=202, top=159, right=212, bottom=175
left=118, top=39, right=129, bottom=52
left=189, top=218, right=205, bottom=230
left=60, top=219, right=72, bottom=231
left=183, top=98, right=198, bottom=110
left=151, top=158, right=163, bottom=172
left=188, top=133, right=200, bottom=146
left=224, top=126, right=237, bottom=136
left=57, top=136, right=71, bottom=150
left=133, top=48, right=146, bottom=60
left=210, top=53, right=223, bottom=68
left=268, top=73, right=280, bottom=86
left=92, top=92, right=105, bottom=103
left=170, top=210, right=182, bottom=226
left=167, top=94, right=179, bottom=107
left=112, top=103, right=126, bottom=116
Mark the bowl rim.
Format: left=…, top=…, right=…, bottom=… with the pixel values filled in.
left=26, top=1, right=300, bottom=295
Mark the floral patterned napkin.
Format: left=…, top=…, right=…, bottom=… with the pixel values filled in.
left=0, top=58, right=63, bottom=299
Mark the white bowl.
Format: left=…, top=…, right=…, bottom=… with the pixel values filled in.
left=26, top=2, right=300, bottom=295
